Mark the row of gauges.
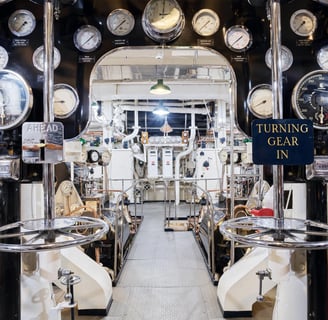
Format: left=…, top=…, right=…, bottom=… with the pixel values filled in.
left=0, top=69, right=79, bottom=130
left=247, top=70, right=328, bottom=131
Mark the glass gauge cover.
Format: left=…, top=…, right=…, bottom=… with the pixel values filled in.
left=316, top=45, right=328, bottom=70
left=32, top=46, right=61, bottom=72
left=106, top=9, right=135, bottom=36
left=265, top=45, right=293, bottom=71
left=0, top=46, right=9, bottom=69
left=0, top=0, right=14, bottom=4
left=8, top=9, right=36, bottom=37
left=224, top=25, right=253, bottom=52
left=291, top=70, right=328, bottom=129
left=73, top=25, right=102, bottom=53
left=142, top=0, right=185, bottom=42
left=0, top=70, right=33, bottom=130
left=53, top=83, right=79, bottom=119
left=290, top=9, right=317, bottom=37
left=192, top=9, right=220, bottom=37
left=247, top=84, right=273, bottom=118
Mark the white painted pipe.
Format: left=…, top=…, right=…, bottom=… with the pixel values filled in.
left=174, top=113, right=196, bottom=205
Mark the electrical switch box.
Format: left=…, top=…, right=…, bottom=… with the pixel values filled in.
left=147, top=148, right=158, bottom=178
left=162, top=148, right=173, bottom=178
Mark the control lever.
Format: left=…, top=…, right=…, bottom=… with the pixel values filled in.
left=58, top=268, right=81, bottom=320
left=256, top=268, right=272, bottom=302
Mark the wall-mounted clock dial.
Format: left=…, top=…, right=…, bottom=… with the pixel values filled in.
left=142, top=0, right=185, bottom=42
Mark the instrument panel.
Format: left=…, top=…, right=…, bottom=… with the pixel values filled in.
left=0, top=0, right=327, bottom=148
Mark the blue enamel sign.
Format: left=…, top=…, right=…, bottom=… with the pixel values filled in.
left=252, top=119, right=314, bottom=165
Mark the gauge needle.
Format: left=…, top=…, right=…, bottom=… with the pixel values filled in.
left=82, top=35, right=94, bottom=46
left=114, top=20, right=126, bottom=30
left=253, top=100, right=267, bottom=108
left=55, top=100, right=65, bottom=104
left=318, top=106, right=325, bottom=124
left=200, top=20, right=210, bottom=31
left=231, top=35, right=243, bottom=46
left=296, top=20, right=306, bottom=32
left=160, top=0, right=168, bottom=17
left=17, top=21, right=28, bottom=31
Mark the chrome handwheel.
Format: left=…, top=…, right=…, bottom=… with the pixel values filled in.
left=220, top=216, right=328, bottom=250
left=0, top=216, right=108, bottom=252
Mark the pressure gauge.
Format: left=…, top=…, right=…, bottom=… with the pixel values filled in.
left=100, top=150, right=111, bottom=165
left=224, top=25, right=253, bottom=52
left=106, top=9, right=135, bottom=36
left=192, top=9, right=220, bottom=37
left=290, top=9, right=317, bottom=37
left=265, top=45, right=293, bottom=71
left=53, top=83, right=79, bottom=119
left=291, top=70, right=328, bottom=129
left=316, top=45, right=328, bottom=70
left=8, top=9, right=36, bottom=37
left=73, top=25, right=102, bottom=53
left=219, top=149, right=228, bottom=163
left=0, top=46, right=9, bottom=69
left=142, top=0, right=185, bottom=42
left=87, top=149, right=100, bottom=163
left=60, top=180, right=74, bottom=196
left=247, top=84, right=273, bottom=118
left=32, top=45, right=61, bottom=72
left=0, top=70, right=33, bottom=130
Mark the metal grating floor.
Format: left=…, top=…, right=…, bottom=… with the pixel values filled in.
left=62, top=202, right=273, bottom=320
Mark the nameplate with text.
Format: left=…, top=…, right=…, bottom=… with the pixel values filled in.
left=252, top=119, right=314, bottom=165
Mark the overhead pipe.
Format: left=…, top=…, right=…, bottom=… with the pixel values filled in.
left=122, top=108, right=140, bottom=148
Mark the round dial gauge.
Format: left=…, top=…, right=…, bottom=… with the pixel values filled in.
left=290, top=9, right=317, bottom=37
left=219, top=149, right=228, bottom=163
left=32, top=46, right=61, bottom=72
left=265, top=45, right=293, bottom=71
left=316, top=45, right=328, bottom=70
left=224, top=25, right=253, bottom=52
left=87, top=149, right=100, bottom=163
left=192, top=9, right=220, bottom=37
left=291, top=70, right=328, bottom=129
left=73, top=25, right=102, bottom=53
left=60, top=180, right=74, bottom=196
left=53, top=83, right=79, bottom=119
left=106, top=9, right=135, bottom=36
left=8, top=9, right=36, bottom=37
left=0, top=70, right=33, bottom=130
left=142, top=0, right=185, bottom=42
left=247, top=84, right=273, bottom=118
left=0, top=46, right=9, bottom=69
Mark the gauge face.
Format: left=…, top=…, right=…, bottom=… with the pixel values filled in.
left=87, top=150, right=100, bottom=163
left=219, top=149, right=228, bottom=163
left=106, top=9, right=135, bottom=36
left=32, top=46, right=61, bottom=72
left=265, top=45, right=293, bottom=71
left=53, top=84, right=79, bottom=119
left=142, top=0, right=185, bottom=42
left=73, top=25, right=102, bottom=52
left=8, top=9, right=36, bottom=37
left=0, top=46, right=9, bottom=69
left=224, top=25, right=252, bottom=52
left=316, top=45, right=328, bottom=70
left=247, top=84, right=273, bottom=118
left=292, top=70, right=328, bottom=130
left=0, top=70, right=33, bottom=130
left=290, top=9, right=317, bottom=37
left=192, top=9, right=220, bottom=37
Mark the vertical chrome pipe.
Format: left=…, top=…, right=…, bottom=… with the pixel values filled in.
left=270, top=0, right=285, bottom=222
left=43, top=0, right=55, bottom=223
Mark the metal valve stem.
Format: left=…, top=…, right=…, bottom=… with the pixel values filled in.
left=256, top=268, right=272, bottom=302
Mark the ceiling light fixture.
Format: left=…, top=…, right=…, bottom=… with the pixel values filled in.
left=153, top=105, right=170, bottom=116
left=150, top=79, right=171, bottom=95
